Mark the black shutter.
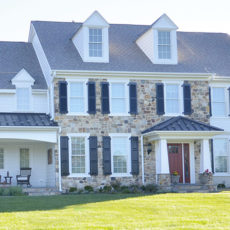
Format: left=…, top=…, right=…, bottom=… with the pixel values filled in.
left=59, top=81, right=68, bottom=114
left=209, top=87, right=212, bottom=117
left=88, top=82, right=96, bottom=114
left=156, top=83, right=165, bottom=115
left=60, top=136, right=69, bottom=176
left=228, top=88, right=230, bottom=116
left=131, top=137, right=139, bottom=175
left=183, top=83, right=192, bottom=115
left=129, top=82, right=138, bottom=115
left=89, top=136, right=98, bottom=175
left=101, top=82, right=110, bottom=114
left=210, top=139, right=214, bottom=173
left=103, top=136, right=111, bottom=175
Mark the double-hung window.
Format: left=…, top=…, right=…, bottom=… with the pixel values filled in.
left=165, top=84, right=180, bottom=114
left=111, top=135, right=130, bottom=175
left=20, top=148, right=30, bottom=168
left=17, top=88, right=30, bottom=111
left=212, top=87, right=226, bottom=117
left=110, top=82, right=128, bottom=115
left=89, top=28, right=102, bottom=57
left=70, top=135, right=89, bottom=176
left=69, top=82, right=86, bottom=114
left=158, top=31, right=171, bottom=59
left=0, top=149, right=4, bottom=169
left=214, top=139, right=229, bottom=173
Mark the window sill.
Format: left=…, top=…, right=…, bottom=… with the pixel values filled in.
left=109, top=113, right=130, bottom=117
left=210, top=116, right=229, bottom=119
left=163, top=113, right=184, bottom=117
left=67, top=113, right=89, bottom=116
left=68, top=173, right=91, bottom=178
left=213, top=173, right=230, bottom=176
left=110, top=173, right=132, bottom=178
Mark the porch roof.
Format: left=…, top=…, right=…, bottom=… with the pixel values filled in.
left=142, top=116, right=223, bottom=134
left=0, top=113, right=58, bottom=127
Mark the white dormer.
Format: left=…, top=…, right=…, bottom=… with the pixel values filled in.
left=12, top=69, right=34, bottom=112
left=136, top=14, right=178, bottom=65
left=72, top=11, right=110, bottom=63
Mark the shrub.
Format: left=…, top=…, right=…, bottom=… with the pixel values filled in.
left=111, top=181, right=121, bottom=191
left=142, top=184, right=158, bottom=193
left=69, top=187, right=77, bottom=193
left=84, top=185, right=94, bottom=192
left=217, top=184, right=226, bottom=189
left=102, top=185, right=112, bottom=193
left=0, top=186, right=24, bottom=196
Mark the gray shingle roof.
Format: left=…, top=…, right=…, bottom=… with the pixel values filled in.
left=32, top=21, right=230, bottom=76
left=0, top=113, right=58, bottom=127
left=0, top=42, right=47, bottom=89
left=142, top=116, right=223, bottom=134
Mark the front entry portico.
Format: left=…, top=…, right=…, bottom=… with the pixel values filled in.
left=141, top=116, right=224, bottom=187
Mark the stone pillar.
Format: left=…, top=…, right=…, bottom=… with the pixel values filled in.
left=200, top=139, right=212, bottom=173
left=156, top=139, right=171, bottom=186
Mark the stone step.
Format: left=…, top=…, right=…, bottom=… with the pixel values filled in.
left=23, top=187, right=60, bottom=196
left=171, top=184, right=217, bottom=193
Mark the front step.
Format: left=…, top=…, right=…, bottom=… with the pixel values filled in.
left=171, top=184, right=217, bottom=193
left=23, top=187, right=60, bottom=196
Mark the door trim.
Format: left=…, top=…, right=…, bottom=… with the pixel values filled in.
left=168, top=141, right=195, bottom=184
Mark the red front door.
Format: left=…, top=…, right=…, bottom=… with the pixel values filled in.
left=168, top=144, right=183, bottom=183
left=168, top=143, right=190, bottom=183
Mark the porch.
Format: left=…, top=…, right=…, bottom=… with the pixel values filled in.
left=141, top=116, right=224, bottom=187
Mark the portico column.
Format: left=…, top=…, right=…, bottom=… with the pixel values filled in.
left=156, top=139, right=170, bottom=186
left=200, top=139, right=212, bottom=173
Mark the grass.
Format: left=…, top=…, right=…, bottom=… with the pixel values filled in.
left=0, top=192, right=230, bottom=229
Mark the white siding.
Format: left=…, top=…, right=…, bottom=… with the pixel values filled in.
left=136, top=29, right=154, bottom=63
left=72, top=27, right=85, bottom=61
left=0, top=141, right=56, bottom=187
left=0, top=91, right=48, bottom=113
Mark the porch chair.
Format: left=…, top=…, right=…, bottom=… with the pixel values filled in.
left=16, top=168, right=32, bottom=187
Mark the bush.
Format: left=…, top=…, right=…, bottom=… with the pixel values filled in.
left=84, top=185, right=94, bottom=192
left=102, top=185, right=112, bottom=193
left=111, top=181, right=121, bottom=191
left=142, top=184, right=158, bottom=193
left=217, top=184, right=226, bottom=189
left=69, top=187, right=77, bottom=193
left=0, top=186, right=25, bottom=196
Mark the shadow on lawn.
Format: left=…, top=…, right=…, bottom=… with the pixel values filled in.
left=0, top=193, right=152, bottom=212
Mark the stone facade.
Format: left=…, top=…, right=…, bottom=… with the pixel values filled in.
left=53, top=77, right=210, bottom=190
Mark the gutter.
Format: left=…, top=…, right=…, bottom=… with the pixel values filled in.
left=0, top=126, right=59, bottom=131
left=52, top=70, right=213, bottom=80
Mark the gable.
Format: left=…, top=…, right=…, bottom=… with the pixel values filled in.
left=152, top=14, right=178, bottom=30
left=11, top=68, right=35, bottom=87
left=83, top=11, right=109, bottom=27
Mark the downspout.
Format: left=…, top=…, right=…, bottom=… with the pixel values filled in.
left=141, top=135, right=145, bottom=185
left=58, top=127, right=62, bottom=192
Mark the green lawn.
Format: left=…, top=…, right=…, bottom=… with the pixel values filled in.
left=0, top=192, right=230, bottom=229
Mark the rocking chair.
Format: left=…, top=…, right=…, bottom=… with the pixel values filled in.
left=16, top=168, right=32, bottom=187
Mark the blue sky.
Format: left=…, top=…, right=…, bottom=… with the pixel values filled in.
left=0, top=0, right=229, bottom=41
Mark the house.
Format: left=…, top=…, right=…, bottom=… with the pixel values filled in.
left=0, top=11, right=230, bottom=192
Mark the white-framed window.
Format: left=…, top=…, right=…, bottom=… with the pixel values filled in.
left=212, top=87, right=226, bottom=117
left=110, top=81, right=129, bottom=115
left=165, top=83, right=182, bottom=115
left=89, top=28, right=103, bottom=57
left=111, top=134, right=131, bottom=176
left=158, top=31, right=171, bottom=59
left=69, top=134, right=90, bottom=177
left=16, top=88, right=30, bottom=111
left=0, top=149, right=4, bottom=169
left=20, top=148, right=30, bottom=168
left=68, top=81, right=87, bottom=115
left=214, top=138, right=230, bottom=173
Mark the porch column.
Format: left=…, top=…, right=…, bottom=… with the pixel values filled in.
left=200, top=139, right=212, bottom=173
left=156, top=139, right=171, bottom=186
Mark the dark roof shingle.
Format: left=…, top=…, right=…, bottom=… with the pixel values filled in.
left=142, top=116, right=223, bottom=134
left=32, top=21, right=230, bottom=76
left=0, top=113, right=58, bottom=127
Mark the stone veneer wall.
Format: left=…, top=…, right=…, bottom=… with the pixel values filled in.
left=53, top=78, right=210, bottom=190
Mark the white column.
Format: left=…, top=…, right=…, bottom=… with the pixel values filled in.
left=200, top=139, right=212, bottom=173
left=156, top=139, right=170, bottom=174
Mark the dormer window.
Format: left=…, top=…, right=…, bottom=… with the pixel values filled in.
left=89, top=28, right=102, bottom=57
left=72, top=11, right=109, bottom=63
left=16, top=88, right=30, bottom=111
left=158, top=31, right=171, bottom=59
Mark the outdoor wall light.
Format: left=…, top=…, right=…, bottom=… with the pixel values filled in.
left=147, top=143, right=152, bottom=154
